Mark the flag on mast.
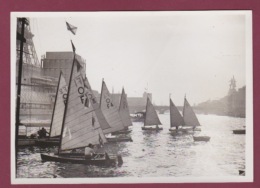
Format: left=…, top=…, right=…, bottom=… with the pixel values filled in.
left=71, top=40, right=76, bottom=53
left=66, top=22, right=77, bottom=35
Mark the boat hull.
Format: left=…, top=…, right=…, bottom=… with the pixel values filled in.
left=111, top=129, right=132, bottom=135
left=142, top=127, right=163, bottom=131
left=181, top=127, right=201, bottom=133
left=193, top=136, right=210, bottom=142
left=41, top=153, right=121, bottom=167
left=233, top=129, right=246, bottom=134
left=35, top=140, right=60, bottom=147
left=194, top=127, right=201, bottom=131
left=106, top=136, right=133, bottom=142
left=169, top=129, right=183, bottom=135
left=18, top=139, right=36, bottom=146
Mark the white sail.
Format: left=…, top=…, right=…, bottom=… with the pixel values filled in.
left=182, top=97, right=200, bottom=127
left=49, top=72, right=67, bottom=137
left=83, top=76, right=111, bottom=131
left=144, top=97, right=162, bottom=126
left=60, top=59, right=107, bottom=151
left=170, top=99, right=184, bottom=128
left=100, top=80, right=125, bottom=134
left=119, top=88, right=132, bottom=128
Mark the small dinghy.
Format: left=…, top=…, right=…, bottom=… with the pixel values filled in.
left=111, top=88, right=133, bottom=137
left=100, top=82, right=133, bottom=141
left=106, top=136, right=133, bottom=142
left=193, top=136, right=210, bottom=142
left=169, top=97, right=184, bottom=134
left=142, top=126, right=163, bottom=131
left=35, top=72, right=67, bottom=147
left=41, top=53, right=122, bottom=167
left=233, top=129, right=246, bottom=134
left=142, top=97, right=163, bottom=131
left=182, top=96, right=201, bottom=132
left=41, top=153, right=122, bottom=167
left=111, top=129, right=132, bottom=135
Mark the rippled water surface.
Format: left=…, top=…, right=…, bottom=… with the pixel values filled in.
left=17, top=114, right=245, bottom=178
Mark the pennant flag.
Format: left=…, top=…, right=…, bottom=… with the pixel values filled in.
left=66, top=22, right=77, bottom=35
left=71, top=40, right=76, bottom=53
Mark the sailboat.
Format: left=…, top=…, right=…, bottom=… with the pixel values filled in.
left=99, top=81, right=133, bottom=142
left=169, top=98, right=184, bottom=134
left=233, top=129, right=246, bottom=134
left=142, top=97, right=163, bottom=130
left=35, top=71, right=67, bottom=147
left=41, top=55, right=123, bottom=166
left=182, top=96, right=201, bottom=133
left=183, top=96, right=210, bottom=141
left=112, top=88, right=132, bottom=135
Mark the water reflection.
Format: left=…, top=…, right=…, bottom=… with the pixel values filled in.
left=17, top=114, right=245, bottom=178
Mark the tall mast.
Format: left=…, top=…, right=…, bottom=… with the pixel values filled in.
left=49, top=71, right=62, bottom=137
left=99, top=78, right=105, bottom=107
left=15, top=18, right=28, bottom=175
left=58, top=53, right=76, bottom=154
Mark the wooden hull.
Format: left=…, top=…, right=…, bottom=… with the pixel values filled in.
left=106, top=136, right=133, bottom=142
left=35, top=140, right=60, bottom=147
left=111, top=129, right=132, bottom=135
left=194, top=127, right=201, bottom=131
left=169, top=127, right=201, bottom=133
left=41, top=153, right=121, bottom=167
left=193, top=136, right=210, bottom=142
left=18, top=138, right=60, bottom=147
left=18, top=139, right=36, bottom=146
left=169, top=129, right=183, bottom=135
left=142, top=127, right=163, bottom=131
left=233, top=129, right=246, bottom=134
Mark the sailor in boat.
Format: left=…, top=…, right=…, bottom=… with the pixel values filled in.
left=84, top=143, right=111, bottom=161
left=37, top=127, right=49, bottom=138
left=84, top=143, right=95, bottom=159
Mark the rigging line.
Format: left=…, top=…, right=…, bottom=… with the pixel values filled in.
left=35, top=18, right=43, bottom=60
left=16, top=49, right=33, bottom=55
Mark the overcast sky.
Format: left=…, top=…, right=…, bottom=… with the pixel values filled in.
left=16, top=11, right=251, bottom=106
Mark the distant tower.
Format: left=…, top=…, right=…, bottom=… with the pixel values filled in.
left=228, top=76, right=237, bottom=95
left=143, top=92, right=152, bottom=102
left=16, top=18, right=42, bottom=85
left=227, top=76, right=237, bottom=116
left=16, top=18, right=41, bottom=67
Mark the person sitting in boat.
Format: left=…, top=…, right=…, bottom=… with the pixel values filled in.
left=38, top=127, right=49, bottom=138
left=85, top=143, right=95, bottom=159
left=30, top=133, right=37, bottom=139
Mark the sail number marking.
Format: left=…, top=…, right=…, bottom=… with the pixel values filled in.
left=59, top=86, right=68, bottom=105
left=103, top=95, right=114, bottom=109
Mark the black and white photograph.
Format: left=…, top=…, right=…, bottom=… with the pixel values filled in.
left=11, top=11, right=253, bottom=184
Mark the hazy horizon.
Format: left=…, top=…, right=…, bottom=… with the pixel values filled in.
left=17, top=11, right=249, bottom=106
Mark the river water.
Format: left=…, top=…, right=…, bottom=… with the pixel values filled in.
left=16, top=114, right=245, bottom=179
